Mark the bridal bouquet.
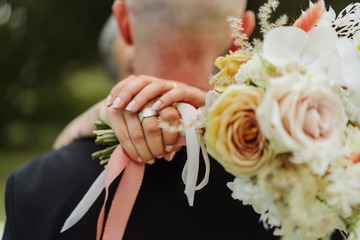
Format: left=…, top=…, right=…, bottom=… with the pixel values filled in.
left=90, top=0, right=360, bottom=239
left=204, top=0, right=360, bottom=239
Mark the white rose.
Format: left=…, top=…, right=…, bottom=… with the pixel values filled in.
left=256, top=72, right=348, bottom=154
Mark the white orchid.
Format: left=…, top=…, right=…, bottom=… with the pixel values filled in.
left=333, top=34, right=360, bottom=95
left=262, top=26, right=340, bottom=79
left=326, top=33, right=360, bottom=123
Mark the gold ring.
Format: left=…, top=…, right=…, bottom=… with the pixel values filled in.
left=138, top=108, right=159, bottom=123
left=172, top=81, right=177, bottom=89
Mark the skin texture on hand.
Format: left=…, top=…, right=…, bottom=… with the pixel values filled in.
left=101, top=99, right=182, bottom=163
left=103, top=75, right=207, bottom=163
left=106, top=75, right=207, bottom=112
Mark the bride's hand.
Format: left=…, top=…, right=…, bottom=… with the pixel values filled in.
left=100, top=98, right=182, bottom=163
left=105, top=75, right=207, bottom=112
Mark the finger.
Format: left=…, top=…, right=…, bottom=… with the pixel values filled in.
left=106, top=108, right=140, bottom=161
left=124, top=80, right=176, bottom=112
left=141, top=114, right=165, bottom=158
left=151, top=87, right=206, bottom=111
left=123, top=110, right=154, bottom=162
left=158, top=106, right=181, bottom=147
left=164, top=145, right=182, bottom=161
left=106, top=75, right=137, bottom=106
left=110, top=75, right=159, bottom=109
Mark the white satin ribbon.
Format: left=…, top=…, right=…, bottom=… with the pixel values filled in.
left=61, top=170, right=105, bottom=233
left=176, top=103, right=210, bottom=206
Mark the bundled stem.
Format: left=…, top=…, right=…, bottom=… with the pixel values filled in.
left=92, top=120, right=119, bottom=165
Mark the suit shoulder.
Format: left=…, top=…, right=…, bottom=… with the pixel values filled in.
left=4, top=138, right=104, bottom=239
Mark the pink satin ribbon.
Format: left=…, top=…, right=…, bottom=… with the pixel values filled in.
left=96, top=145, right=145, bottom=240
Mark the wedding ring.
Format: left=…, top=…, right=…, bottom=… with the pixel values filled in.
left=172, top=81, right=177, bottom=89
left=138, top=108, right=159, bottom=122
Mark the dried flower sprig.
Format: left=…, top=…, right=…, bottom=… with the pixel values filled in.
left=227, top=16, right=250, bottom=50
left=258, top=0, right=288, bottom=35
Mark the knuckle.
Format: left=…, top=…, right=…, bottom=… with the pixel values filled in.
left=160, top=109, right=179, bottom=123
left=137, top=75, right=150, bottom=83
left=157, top=81, right=166, bottom=88
left=121, top=86, right=133, bottom=96
left=118, top=131, right=130, bottom=143
left=163, top=132, right=179, bottom=145
left=176, top=87, right=186, bottom=95
left=135, top=92, right=148, bottom=102
left=131, top=130, right=144, bottom=143
left=109, top=88, right=119, bottom=97
left=144, top=121, right=160, bottom=136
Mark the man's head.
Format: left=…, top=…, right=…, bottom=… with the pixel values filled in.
left=113, top=0, right=252, bottom=90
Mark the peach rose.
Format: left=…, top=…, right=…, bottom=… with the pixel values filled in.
left=205, top=85, right=271, bottom=176
left=256, top=72, right=348, bottom=154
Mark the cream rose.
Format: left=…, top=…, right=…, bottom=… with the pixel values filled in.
left=205, top=85, right=271, bottom=176
left=256, top=72, right=348, bottom=154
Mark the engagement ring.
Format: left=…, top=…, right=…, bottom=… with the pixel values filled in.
left=138, top=108, right=159, bottom=123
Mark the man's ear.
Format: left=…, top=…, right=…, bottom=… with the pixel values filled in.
left=113, top=0, right=132, bottom=45
left=241, top=10, right=256, bottom=38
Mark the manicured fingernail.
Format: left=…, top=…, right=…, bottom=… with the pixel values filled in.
left=112, top=97, right=122, bottom=108
left=165, top=146, right=173, bottom=153
left=147, top=159, right=155, bottom=165
left=156, top=155, right=164, bottom=159
left=126, top=100, right=136, bottom=111
left=152, top=100, right=162, bottom=110
left=106, top=95, right=112, bottom=106
left=136, top=157, right=142, bottom=163
left=168, top=151, right=176, bottom=161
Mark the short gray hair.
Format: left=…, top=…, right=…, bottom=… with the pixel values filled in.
left=127, top=0, right=246, bottom=33
left=98, top=15, right=120, bottom=82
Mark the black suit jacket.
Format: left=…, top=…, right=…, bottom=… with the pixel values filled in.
left=3, top=138, right=341, bottom=240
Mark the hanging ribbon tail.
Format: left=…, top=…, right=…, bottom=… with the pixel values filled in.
left=176, top=103, right=210, bottom=206
left=61, top=170, right=106, bottom=233
left=101, top=159, right=145, bottom=240
left=195, top=136, right=210, bottom=191
left=96, top=145, right=132, bottom=240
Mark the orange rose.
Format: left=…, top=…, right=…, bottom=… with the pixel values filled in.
left=205, top=85, right=271, bottom=176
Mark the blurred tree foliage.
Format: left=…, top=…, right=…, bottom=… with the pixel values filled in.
left=0, top=0, right=355, bottom=151
left=0, top=0, right=113, bottom=151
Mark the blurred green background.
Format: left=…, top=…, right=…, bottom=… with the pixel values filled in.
left=0, top=0, right=354, bottom=226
